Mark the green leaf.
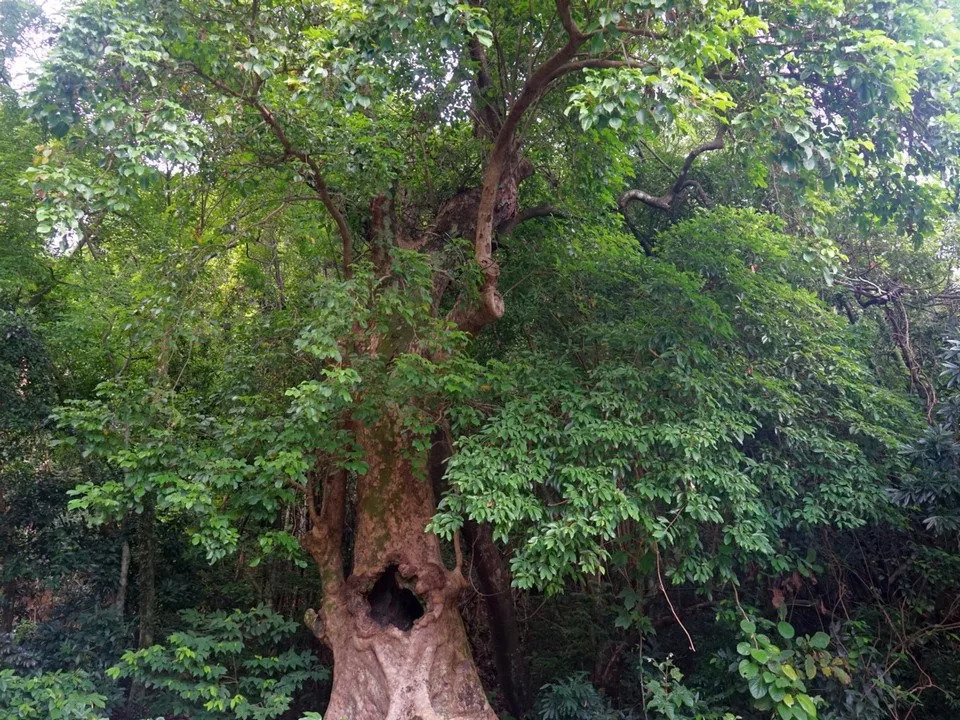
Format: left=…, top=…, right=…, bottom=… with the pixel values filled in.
left=748, top=673, right=767, bottom=699
left=778, top=622, right=795, bottom=639
left=809, top=632, right=830, bottom=650
left=797, top=694, right=817, bottom=718
left=741, top=619, right=757, bottom=634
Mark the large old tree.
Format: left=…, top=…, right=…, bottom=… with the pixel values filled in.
left=27, top=0, right=959, bottom=717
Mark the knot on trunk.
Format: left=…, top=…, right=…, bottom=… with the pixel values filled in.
left=304, top=607, right=326, bottom=641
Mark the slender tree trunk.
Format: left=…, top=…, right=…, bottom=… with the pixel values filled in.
left=430, top=431, right=530, bottom=717
left=303, top=420, right=495, bottom=720
left=136, top=503, right=157, bottom=647
left=114, top=539, right=130, bottom=616
left=128, top=503, right=157, bottom=709
left=1, top=580, right=16, bottom=633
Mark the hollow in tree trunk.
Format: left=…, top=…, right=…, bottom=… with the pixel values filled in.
left=302, top=420, right=495, bottom=720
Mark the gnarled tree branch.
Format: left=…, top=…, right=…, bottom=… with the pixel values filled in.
left=618, top=128, right=725, bottom=215
left=835, top=276, right=937, bottom=420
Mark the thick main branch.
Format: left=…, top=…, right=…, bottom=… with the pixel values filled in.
left=450, top=0, right=587, bottom=333
left=300, top=464, right=347, bottom=588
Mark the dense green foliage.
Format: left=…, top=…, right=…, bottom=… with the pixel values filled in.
left=107, top=606, right=327, bottom=719
left=2, top=0, right=960, bottom=718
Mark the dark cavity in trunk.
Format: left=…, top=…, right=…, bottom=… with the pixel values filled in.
left=366, top=564, right=425, bottom=631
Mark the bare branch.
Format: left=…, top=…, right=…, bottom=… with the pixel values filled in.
left=619, top=187, right=672, bottom=212
left=556, top=0, right=580, bottom=38
left=496, top=204, right=567, bottom=236
left=676, top=128, right=726, bottom=184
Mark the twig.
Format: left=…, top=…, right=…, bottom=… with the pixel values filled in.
left=654, top=544, right=696, bottom=651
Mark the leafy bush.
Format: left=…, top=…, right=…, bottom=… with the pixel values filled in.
left=535, top=661, right=735, bottom=720
left=640, top=656, right=734, bottom=720
left=733, top=617, right=830, bottom=720
left=0, top=669, right=108, bottom=719
left=107, top=605, right=327, bottom=720
left=536, top=672, right=629, bottom=720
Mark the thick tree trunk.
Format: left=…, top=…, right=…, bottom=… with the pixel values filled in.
left=304, top=421, right=495, bottom=720
left=462, top=520, right=530, bottom=717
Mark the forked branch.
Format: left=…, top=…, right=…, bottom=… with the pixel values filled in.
left=183, top=62, right=354, bottom=278
left=450, top=0, right=588, bottom=333
left=252, top=101, right=354, bottom=277
left=619, top=128, right=725, bottom=214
